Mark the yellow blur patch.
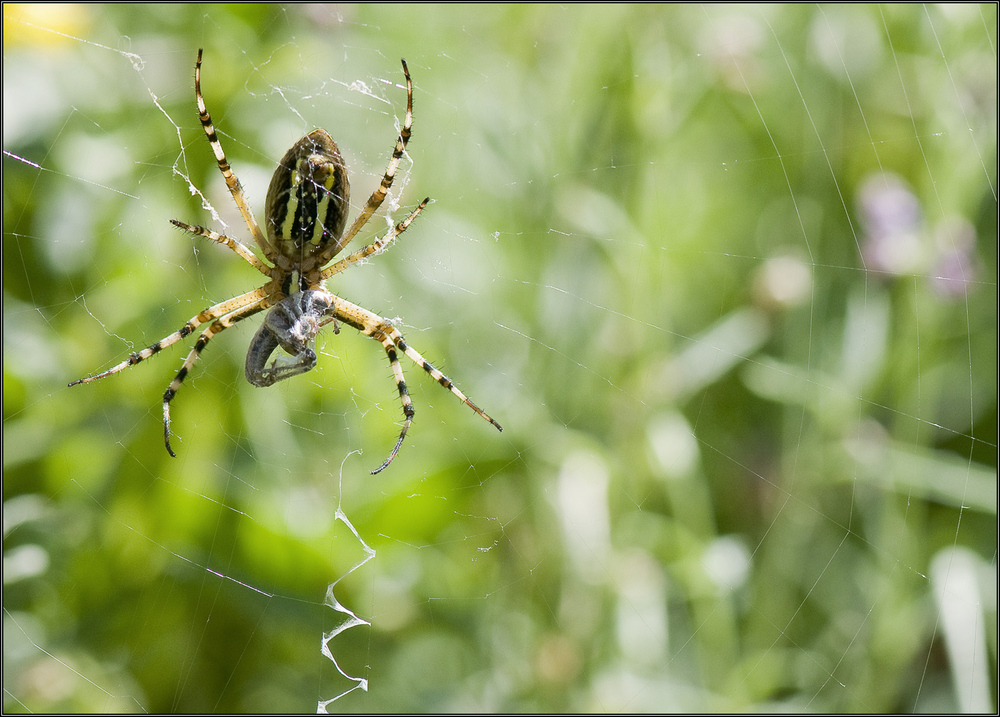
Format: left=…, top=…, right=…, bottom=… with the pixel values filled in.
left=4, top=4, right=92, bottom=47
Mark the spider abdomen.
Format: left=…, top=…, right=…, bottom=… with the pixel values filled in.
left=264, top=129, right=350, bottom=264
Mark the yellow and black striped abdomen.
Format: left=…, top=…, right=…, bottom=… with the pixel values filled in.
left=264, top=129, right=350, bottom=264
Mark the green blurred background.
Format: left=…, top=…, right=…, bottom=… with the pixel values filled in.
left=3, top=3, right=996, bottom=712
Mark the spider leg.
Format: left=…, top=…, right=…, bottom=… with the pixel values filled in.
left=162, top=298, right=269, bottom=457
left=372, top=333, right=415, bottom=475
left=69, top=286, right=270, bottom=387
left=193, top=49, right=276, bottom=263
left=320, top=198, right=428, bottom=281
left=331, top=296, right=502, bottom=474
left=170, top=220, right=272, bottom=276
left=315, top=58, right=414, bottom=265
left=391, top=330, right=503, bottom=432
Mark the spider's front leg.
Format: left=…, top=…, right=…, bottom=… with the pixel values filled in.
left=245, top=289, right=338, bottom=387
left=329, top=296, right=502, bottom=474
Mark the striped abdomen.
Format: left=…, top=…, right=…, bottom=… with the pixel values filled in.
left=264, top=129, right=350, bottom=264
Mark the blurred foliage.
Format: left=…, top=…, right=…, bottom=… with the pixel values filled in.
left=3, top=3, right=996, bottom=713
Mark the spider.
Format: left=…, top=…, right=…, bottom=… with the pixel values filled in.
left=70, top=49, right=502, bottom=474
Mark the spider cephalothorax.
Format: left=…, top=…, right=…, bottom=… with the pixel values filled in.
left=70, top=50, right=501, bottom=474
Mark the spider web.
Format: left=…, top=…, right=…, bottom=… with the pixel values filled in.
left=3, top=4, right=996, bottom=713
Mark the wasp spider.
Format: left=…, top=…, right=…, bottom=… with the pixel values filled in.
left=70, top=50, right=502, bottom=474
